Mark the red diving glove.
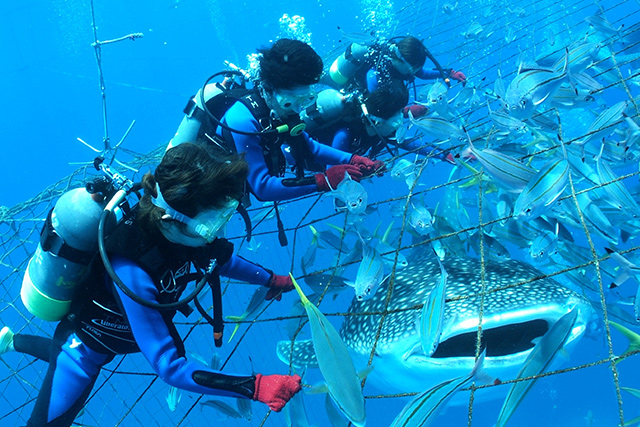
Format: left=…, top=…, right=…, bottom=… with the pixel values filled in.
left=315, top=164, right=363, bottom=192
left=265, top=273, right=294, bottom=301
left=253, top=373, right=302, bottom=412
left=402, top=104, right=429, bottom=118
left=350, top=155, right=386, bottom=176
left=448, top=69, right=466, bottom=84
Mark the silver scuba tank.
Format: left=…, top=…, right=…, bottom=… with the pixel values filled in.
left=21, top=188, right=111, bottom=321
left=168, top=78, right=232, bottom=149
left=300, top=89, right=345, bottom=133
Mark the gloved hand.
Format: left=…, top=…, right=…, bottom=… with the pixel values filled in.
left=448, top=69, right=466, bottom=84
left=315, top=164, right=363, bottom=192
left=350, top=155, right=386, bottom=176
left=403, top=104, right=429, bottom=119
left=253, top=373, right=302, bottom=412
left=265, top=273, right=294, bottom=301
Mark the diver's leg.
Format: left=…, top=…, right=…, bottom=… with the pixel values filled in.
left=13, top=334, right=54, bottom=361
left=1, top=326, right=54, bottom=361
left=27, top=323, right=112, bottom=427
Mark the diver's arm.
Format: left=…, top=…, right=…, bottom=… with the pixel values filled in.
left=218, top=254, right=271, bottom=285
left=415, top=66, right=442, bottom=80
left=330, top=127, right=354, bottom=152
left=304, top=132, right=353, bottom=166
left=111, top=255, right=255, bottom=399
left=223, top=103, right=317, bottom=201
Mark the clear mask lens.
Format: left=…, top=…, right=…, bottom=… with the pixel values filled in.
left=188, top=199, right=239, bottom=242
left=274, top=87, right=318, bottom=113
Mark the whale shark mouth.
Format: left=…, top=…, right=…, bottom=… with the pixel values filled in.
left=431, top=318, right=549, bottom=358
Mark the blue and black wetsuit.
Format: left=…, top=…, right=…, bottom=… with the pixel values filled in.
left=16, top=208, right=272, bottom=426
left=216, top=93, right=352, bottom=201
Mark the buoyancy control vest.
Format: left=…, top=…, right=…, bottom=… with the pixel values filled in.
left=175, top=77, right=321, bottom=180
left=70, top=205, right=234, bottom=355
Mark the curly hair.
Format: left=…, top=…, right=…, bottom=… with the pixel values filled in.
left=137, top=142, right=248, bottom=233
left=258, top=38, right=323, bottom=90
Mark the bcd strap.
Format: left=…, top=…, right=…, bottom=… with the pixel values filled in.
left=194, top=268, right=224, bottom=347
left=40, top=209, right=94, bottom=265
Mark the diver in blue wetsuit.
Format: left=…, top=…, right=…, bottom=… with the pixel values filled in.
left=327, top=36, right=466, bottom=94
left=1, top=143, right=301, bottom=426
left=169, top=39, right=384, bottom=203
left=302, top=80, right=454, bottom=162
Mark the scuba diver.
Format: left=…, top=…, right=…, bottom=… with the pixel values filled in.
left=302, top=80, right=454, bottom=162
left=168, top=38, right=384, bottom=203
left=326, top=35, right=466, bottom=94
left=4, top=142, right=302, bottom=426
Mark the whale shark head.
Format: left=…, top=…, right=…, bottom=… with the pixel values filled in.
left=278, top=248, right=594, bottom=400
left=340, top=249, right=594, bottom=397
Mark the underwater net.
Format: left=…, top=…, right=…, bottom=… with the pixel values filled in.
left=1, top=0, right=640, bottom=425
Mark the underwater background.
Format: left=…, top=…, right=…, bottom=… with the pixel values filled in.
left=1, top=0, right=640, bottom=426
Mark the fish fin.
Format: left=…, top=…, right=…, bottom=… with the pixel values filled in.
left=290, top=273, right=312, bottom=307
left=357, top=365, right=375, bottom=380
left=305, top=381, right=329, bottom=394
left=533, top=92, right=551, bottom=106
left=610, top=321, right=640, bottom=363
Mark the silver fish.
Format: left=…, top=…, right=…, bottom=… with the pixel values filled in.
left=505, top=50, right=569, bottom=119
left=166, top=386, right=182, bottom=412
left=290, top=276, right=366, bottom=427
left=419, top=256, right=448, bottom=356
left=409, top=113, right=465, bottom=141
left=496, top=310, right=579, bottom=427
left=346, top=243, right=386, bottom=300
left=513, top=158, right=569, bottom=219
left=390, top=349, right=487, bottom=427
left=327, top=172, right=368, bottom=215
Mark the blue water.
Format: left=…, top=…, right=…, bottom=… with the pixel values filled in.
left=1, top=0, right=640, bottom=426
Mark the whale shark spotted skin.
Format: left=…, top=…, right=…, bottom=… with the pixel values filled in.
left=279, top=249, right=594, bottom=399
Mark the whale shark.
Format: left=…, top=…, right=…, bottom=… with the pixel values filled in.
left=278, top=247, right=594, bottom=400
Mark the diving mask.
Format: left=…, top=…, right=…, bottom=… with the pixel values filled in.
left=152, top=184, right=239, bottom=244
left=273, top=86, right=318, bottom=114
left=366, top=110, right=404, bottom=137
left=390, top=44, right=421, bottom=76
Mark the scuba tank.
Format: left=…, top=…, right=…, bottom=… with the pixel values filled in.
left=168, top=76, right=236, bottom=149
left=329, top=43, right=369, bottom=86
left=299, top=88, right=345, bottom=133
left=21, top=188, right=117, bottom=321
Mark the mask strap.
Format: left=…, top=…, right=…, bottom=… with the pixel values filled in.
left=151, top=183, right=196, bottom=227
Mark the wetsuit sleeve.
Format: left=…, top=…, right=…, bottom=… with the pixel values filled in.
left=330, top=127, right=353, bottom=152
left=218, top=253, right=271, bottom=285
left=222, top=102, right=317, bottom=201
left=303, top=132, right=353, bottom=166
left=415, top=66, right=442, bottom=80
left=111, top=255, right=255, bottom=399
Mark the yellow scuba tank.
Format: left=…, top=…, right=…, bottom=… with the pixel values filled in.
left=329, top=43, right=369, bottom=86
left=21, top=188, right=114, bottom=321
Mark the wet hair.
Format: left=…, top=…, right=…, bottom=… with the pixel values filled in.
left=258, top=38, right=323, bottom=90
left=138, top=142, right=248, bottom=232
left=364, top=80, right=409, bottom=119
left=395, top=36, right=427, bottom=69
